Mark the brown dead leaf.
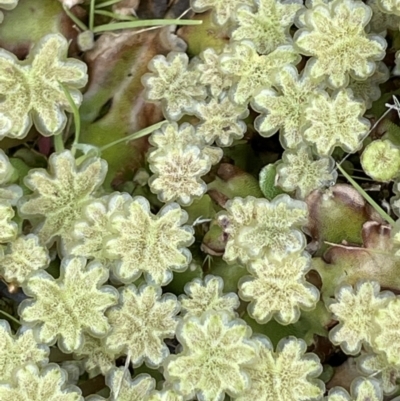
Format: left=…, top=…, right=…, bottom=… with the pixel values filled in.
left=304, top=184, right=384, bottom=255
left=313, top=221, right=400, bottom=299
left=79, top=26, right=187, bottom=189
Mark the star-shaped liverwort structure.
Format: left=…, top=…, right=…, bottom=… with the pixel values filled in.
left=0, top=33, right=87, bottom=139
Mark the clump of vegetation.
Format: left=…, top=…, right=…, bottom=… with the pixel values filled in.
left=1, top=0, right=400, bottom=400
